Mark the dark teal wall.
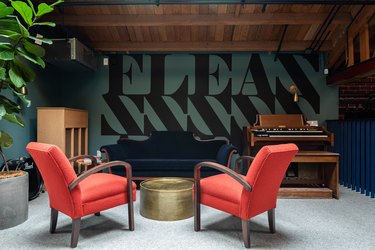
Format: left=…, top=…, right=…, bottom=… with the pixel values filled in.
left=1, top=52, right=339, bottom=159
left=1, top=66, right=61, bottom=159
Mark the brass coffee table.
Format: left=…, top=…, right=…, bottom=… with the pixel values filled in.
left=140, top=178, right=193, bottom=221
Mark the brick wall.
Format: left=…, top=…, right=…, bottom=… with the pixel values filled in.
left=339, top=77, right=375, bottom=119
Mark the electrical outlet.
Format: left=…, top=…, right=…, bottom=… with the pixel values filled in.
left=103, top=57, right=109, bottom=66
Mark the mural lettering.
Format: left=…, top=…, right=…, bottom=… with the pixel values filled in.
left=102, top=53, right=322, bottom=149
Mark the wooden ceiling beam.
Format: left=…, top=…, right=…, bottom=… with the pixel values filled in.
left=90, top=40, right=331, bottom=52
left=327, top=57, right=375, bottom=85
left=51, top=13, right=351, bottom=27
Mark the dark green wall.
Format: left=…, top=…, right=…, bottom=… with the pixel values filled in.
left=1, top=66, right=61, bottom=159
left=2, top=52, right=338, bottom=159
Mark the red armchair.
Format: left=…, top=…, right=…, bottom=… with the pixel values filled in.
left=26, top=142, right=136, bottom=248
left=194, top=143, right=298, bottom=248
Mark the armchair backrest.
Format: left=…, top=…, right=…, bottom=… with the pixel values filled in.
left=26, top=142, right=81, bottom=217
left=241, top=143, right=298, bottom=219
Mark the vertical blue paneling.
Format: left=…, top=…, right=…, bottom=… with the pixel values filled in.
left=337, top=121, right=345, bottom=185
left=360, top=121, right=365, bottom=194
left=355, top=121, right=360, bottom=192
left=365, top=121, right=371, bottom=196
left=371, top=121, right=375, bottom=198
left=329, top=119, right=374, bottom=198
left=347, top=121, right=355, bottom=189
left=343, top=122, right=350, bottom=187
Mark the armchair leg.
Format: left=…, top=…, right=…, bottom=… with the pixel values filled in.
left=71, top=218, right=81, bottom=248
left=128, top=200, right=134, bottom=231
left=241, top=219, right=251, bottom=248
left=50, top=208, right=58, bottom=233
left=194, top=189, right=201, bottom=231
left=95, top=212, right=101, bottom=216
left=268, top=208, right=275, bottom=233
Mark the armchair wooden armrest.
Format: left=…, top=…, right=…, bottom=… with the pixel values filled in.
left=68, top=155, right=98, bottom=167
left=68, top=161, right=133, bottom=190
left=235, top=156, right=255, bottom=174
left=194, top=161, right=252, bottom=192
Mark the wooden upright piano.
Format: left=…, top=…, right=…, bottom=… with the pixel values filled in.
left=243, top=114, right=339, bottom=199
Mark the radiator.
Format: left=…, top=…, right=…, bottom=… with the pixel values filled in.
left=327, top=120, right=375, bottom=198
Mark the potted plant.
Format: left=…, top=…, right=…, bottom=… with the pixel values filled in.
left=0, top=0, right=62, bottom=229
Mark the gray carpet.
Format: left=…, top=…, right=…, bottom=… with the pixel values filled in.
left=2, top=187, right=375, bottom=250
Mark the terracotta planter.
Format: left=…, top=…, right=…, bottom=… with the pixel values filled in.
left=0, top=172, right=29, bottom=229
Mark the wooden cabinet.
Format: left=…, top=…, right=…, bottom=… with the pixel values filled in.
left=279, top=151, right=339, bottom=199
left=37, top=107, right=88, bottom=158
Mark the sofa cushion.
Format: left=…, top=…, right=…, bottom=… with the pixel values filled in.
left=117, top=131, right=226, bottom=159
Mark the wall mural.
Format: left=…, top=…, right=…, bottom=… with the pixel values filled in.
left=101, top=53, right=332, bottom=151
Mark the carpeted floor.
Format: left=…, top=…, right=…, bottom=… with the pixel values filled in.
left=2, top=186, right=374, bottom=250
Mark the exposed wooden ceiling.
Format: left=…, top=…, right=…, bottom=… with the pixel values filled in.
left=47, top=0, right=375, bottom=70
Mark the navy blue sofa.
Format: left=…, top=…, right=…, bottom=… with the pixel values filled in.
left=100, top=131, right=237, bottom=179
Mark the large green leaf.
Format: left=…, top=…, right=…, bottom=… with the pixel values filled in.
left=0, top=42, right=12, bottom=46
left=26, top=0, right=36, bottom=16
left=2, top=113, right=25, bottom=127
left=0, top=2, right=14, bottom=18
left=11, top=1, right=33, bottom=26
left=33, top=21, right=56, bottom=27
left=0, top=104, right=5, bottom=118
left=0, top=17, right=17, bottom=23
left=9, top=64, right=26, bottom=88
left=13, top=15, right=29, bottom=37
left=36, top=3, right=54, bottom=18
left=0, top=44, right=14, bottom=60
left=0, top=29, right=21, bottom=40
left=0, top=95, right=22, bottom=113
left=14, top=57, right=36, bottom=82
left=12, top=91, right=31, bottom=107
left=29, top=35, right=53, bottom=45
left=17, top=47, right=45, bottom=68
left=0, top=19, right=20, bottom=33
left=24, top=41, right=45, bottom=57
left=0, top=67, right=6, bottom=80
left=0, top=130, right=13, bottom=148
left=50, top=0, right=65, bottom=8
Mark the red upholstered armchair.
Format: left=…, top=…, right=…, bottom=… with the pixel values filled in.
left=26, top=142, right=136, bottom=248
left=194, top=143, right=298, bottom=248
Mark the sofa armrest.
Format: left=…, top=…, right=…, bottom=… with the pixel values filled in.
left=216, top=144, right=238, bottom=167
left=100, top=144, right=128, bottom=161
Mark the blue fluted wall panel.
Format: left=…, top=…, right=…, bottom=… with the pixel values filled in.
left=327, top=119, right=375, bottom=198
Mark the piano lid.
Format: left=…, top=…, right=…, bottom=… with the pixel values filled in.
left=254, top=114, right=307, bottom=127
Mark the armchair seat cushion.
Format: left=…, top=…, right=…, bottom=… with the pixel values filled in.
left=80, top=173, right=137, bottom=203
left=200, top=174, right=244, bottom=216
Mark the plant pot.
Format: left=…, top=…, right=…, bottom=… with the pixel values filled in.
left=0, top=171, right=29, bottom=229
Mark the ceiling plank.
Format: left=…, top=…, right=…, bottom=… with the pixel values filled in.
left=90, top=40, right=331, bottom=52
left=51, top=13, right=351, bottom=27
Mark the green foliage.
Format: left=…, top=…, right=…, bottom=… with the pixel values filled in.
left=0, top=0, right=63, bottom=149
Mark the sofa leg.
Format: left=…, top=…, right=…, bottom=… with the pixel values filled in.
left=94, top=212, right=101, bottom=216
left=242, top=219, right=250, bottom=248
left=268, top=208, right=275, bottom=233
left=50, top=208, right=58, bottom=233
